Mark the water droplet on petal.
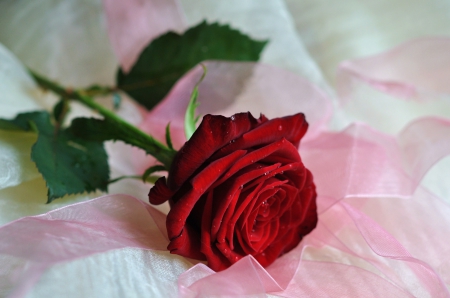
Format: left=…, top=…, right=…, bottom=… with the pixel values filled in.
left=230, top=115, right=235, bottom=121
left=278, top=125, right=282, bottom=131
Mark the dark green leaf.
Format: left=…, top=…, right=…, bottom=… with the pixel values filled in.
left=117, top=21, right=267, bottom=110
left=53, top=99, right=65, bottom=121
left=0, top=111, right=43, bottom=131
left=53, top=98, right=70, bottom=126
left=0, top=112, right=109, bottom=203
left=0, top=119, right=22, bottom=130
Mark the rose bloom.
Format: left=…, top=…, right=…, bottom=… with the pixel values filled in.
left=149, top=112, right=317, bottom=271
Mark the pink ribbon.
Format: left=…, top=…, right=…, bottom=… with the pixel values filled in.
left=2, top=1, right=450, bottom=296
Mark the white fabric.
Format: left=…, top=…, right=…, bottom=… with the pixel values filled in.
left=0, top=0, right=449, bottom=297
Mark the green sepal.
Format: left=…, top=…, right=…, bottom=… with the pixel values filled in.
left=184, top=64, right=207, bottom=140
left=165, top=123, right=174, bottom=150
left=184, top=86, right=199, bottom=140
left=142, top=165, right=167, bottom=182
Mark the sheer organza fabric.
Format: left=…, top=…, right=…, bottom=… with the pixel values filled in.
left=0, top=0, right=450, bottom=297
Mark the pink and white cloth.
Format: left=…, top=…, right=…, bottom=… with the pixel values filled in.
left=0, top=0, right=450, bottom=297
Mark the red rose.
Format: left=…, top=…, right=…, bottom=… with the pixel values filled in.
left=149, top=112, right=317, bottom=271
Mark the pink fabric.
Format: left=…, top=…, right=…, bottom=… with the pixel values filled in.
left=0, top=195, right=168, bottom=297
left=102, top=0, right=186, bottom=72
left=337, top=37, right=450, bottom=101
left=3, top=28, right=450, bottom=298
left=135, top=61, right=332, bottom=174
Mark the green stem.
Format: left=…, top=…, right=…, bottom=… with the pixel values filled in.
left=29, top=70, right=175, bottom=169
left=108, top=175, right=160, bottom=184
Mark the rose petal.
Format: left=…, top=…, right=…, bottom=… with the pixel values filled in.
left=148, top=176, right=174, bottom=205
left=213, top=113, right=308, bottom=160
left=166, top=150, right=247, bottom=250
left=167, top=113, right=262, bottom=190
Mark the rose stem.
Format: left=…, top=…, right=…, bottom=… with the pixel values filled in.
left=28, top=69, right=175, bottom=169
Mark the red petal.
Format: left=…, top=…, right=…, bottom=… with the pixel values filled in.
left=167, top=113, right=262, bottom=190
left=212, top=138, right=301, bottom=188
left=148, top=177, right=174, bottom=205
left=213, top=113, right=308, bottom=160
left=167, top=223, right=205, bottom=260
left=200, top=191, right=232, bottom=270
left=166, top=150, right=246, bottom=240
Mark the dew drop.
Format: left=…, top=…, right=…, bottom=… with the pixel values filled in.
left=234, top=256, right=239, bottom=261
left=230, top=115, right=235, bottom=121
left=230, top=139, right=236, bottom=143
left=239, top=185, right=243, bottom=190
left=278, top=125, right=282, bottom=131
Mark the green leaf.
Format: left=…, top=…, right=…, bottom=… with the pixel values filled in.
left=53, top=98, right=70, bottom=128
left=70, top=117, right=176, bottom=168
left=117, top=21, right=267, bottom=110
left=0, top=119, right=22, bottom=130
left=0, top=112, right=109, bottom=202
left=53, top=98, right=65, bottom=121
left=0, top=111, right=42, bottom=131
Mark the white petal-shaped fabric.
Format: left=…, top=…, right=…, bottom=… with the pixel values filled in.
left=1, top=0, right=450, bottom=297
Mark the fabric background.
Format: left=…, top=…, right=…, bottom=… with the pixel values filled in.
left=0, top=0, right=450, bottom=297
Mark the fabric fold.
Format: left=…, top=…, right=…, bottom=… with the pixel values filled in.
left=0, top=195, right=169, bottom=297
left=1, top=1, right=450, bottom=296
